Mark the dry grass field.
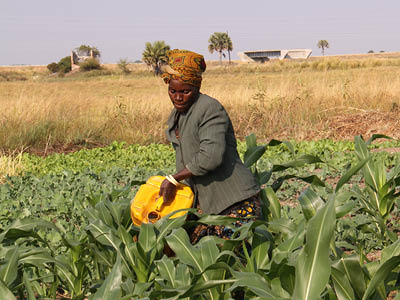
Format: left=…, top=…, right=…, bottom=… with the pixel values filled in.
left=1, top=53, right=400, bottom=155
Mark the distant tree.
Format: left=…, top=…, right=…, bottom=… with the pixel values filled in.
left=47, top=62, right=59, bottom=73
left=142, top=41, right=170, bottom=75
left=76, top=45, right=101, bottom=58
left=368, top=50, right=374, bottom=54
left=208, top=32, right=231, bottom=65
left=379, top=50, right=385, bottom=53
left=317, top=40, right=330, bottom=56
left=225, top=32, right=233, bottom=64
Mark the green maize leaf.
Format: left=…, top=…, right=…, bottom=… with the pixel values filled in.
left=271, top=278, right=291, bottom=298
left=282, top=141, right=295, bottom=155
left=23, top=271, right=36, bottom=300
left=332, top=255, right=366, bottom=299
left=251, top=231, right=271, bottom=270
left=0, top=279, right=17, bottom=300
left=138, top=223, right=156, bottom=253
left=19, top=249, right=56, bottom=268
left=259, top=170, right=273, bottom=185
left=298, top=187, right=324, bottom=220
left=365, top=134, right=392, bottom=145
left=268, top=218, right=297, bottom=238
left=156, top=256, right=177, bottom=287
left=244, top=145, right=267, bottom=168
left=381, top=239, right=400, bottom=264
left=331, top=267, right=356, bottom=300
left=271, top=154, right=324, bottom=172
left=246, top=133, right=257, bottom=149
left=0, top=247, right=18, bottom=286
left=362, top=256, right=400, bottom=300
left=335, top=157, right=370, bottom=192
left=165, top=228, right=202, bottom=272
left=229, top=271, right=288, bottom=299
left=199, top=238, right=220, bottom=269
left=91, top=256, right=122, bottom=300
left=272, top=221, right=305, bottom=264
left=265, top=187, right=281, bottom=220
left=293, top=197, right=336, bottom=300
left=95, top=201, right=114, bottom=227
left=155, top=214, right=187, bottom=243
left=272, top=174, right=325, bottom=192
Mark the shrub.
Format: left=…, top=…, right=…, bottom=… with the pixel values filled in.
left=47, top=62, right=59, bottom=73
left=57, top=56, right=72, bottom=73
left=117, top=58, right=131, bottom=74
left=79, top=58, right=101, bottom=71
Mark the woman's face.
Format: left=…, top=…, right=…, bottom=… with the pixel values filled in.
left=168, top=79, right=199, bottom=113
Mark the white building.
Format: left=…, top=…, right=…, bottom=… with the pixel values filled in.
left=238, top=49, right=312, bottom=62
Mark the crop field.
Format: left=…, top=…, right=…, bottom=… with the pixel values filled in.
left=0, top=56, right=399, bottom=299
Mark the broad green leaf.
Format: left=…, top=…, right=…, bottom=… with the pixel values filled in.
left=332, top=255, right=366, bottom=299
left=381, top=239, right=400, bottom=264
left=91, top=256, right=122, bottom=300
left=0, top=279, right=17, bottom=300
left=23, top=271, right=36, bottom=300
left=293, top=197, right=336, bottom=300
left=0, top=247, right=19, bottom=286
left=272, top=155, right=323, bottom=172
left=165, top=228, right=202, bottom=272
left=335, top=157, right=370, bottom=192
left=244, top=145, right=267, bottom=168
left=230, top=272, right=287, bottom=299
left=246, top=133, right=257, bottom=149
left=265, top=187, right=281, bottom=219
left=156, top=256, right=176, bottom=287
left=138, top=223, right=156, bottom=252
left=362, top=256, right=400, bottom=300
left=199, top=238, right=219, bottom=269
left=298, top=188, right=324, bottom=220
left=331, top=267, right=356, bottom=300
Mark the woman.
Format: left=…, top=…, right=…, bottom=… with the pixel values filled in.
left=159, top=49, right=260, bottom=241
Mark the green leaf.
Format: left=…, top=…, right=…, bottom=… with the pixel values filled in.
left=272, top=155, right=323, bottom=172
left=0, top=280, right=17, bottom=300
left=332, top=255, right=366, bottom=299
left=331, top=267, right=356, bottom=300
left=91, top=256, right=122, bottom=300
left=0, top=247, right=19, bottom=286
left=362, top=256, right=400, bottom=300
left=23, top=271, right=36, bottom=300
left=165, top=228, right=202, bottom=272
left=298, top=188, right=324, bottom=220
left=335, top=157, right=370, bottom=192
left=265, top=187, right=281, bottom=220
left=244, top=145, right=266, bottom=168
left=365, top=134, right=392, bottom=145
left=293, top=197, right=336, bottom=300
left=138, top=223, right=156, bottom=252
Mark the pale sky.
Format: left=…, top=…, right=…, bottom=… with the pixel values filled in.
left=1, top=0, right=400, bottom=65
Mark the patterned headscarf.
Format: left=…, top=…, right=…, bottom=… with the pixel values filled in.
left=161, top=49, right=206, bottom=88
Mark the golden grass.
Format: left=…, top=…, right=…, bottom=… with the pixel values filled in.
left=0, top=150, right=24, bottom=183
left=1, top=56, right=400, bottom=153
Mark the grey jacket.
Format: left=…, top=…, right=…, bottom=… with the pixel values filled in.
left=166, top=93, right=260, bottom=214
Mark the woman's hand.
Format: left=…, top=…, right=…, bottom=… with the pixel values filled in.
left=159, top=179, right=177, bottom=203
left=159, top=169, right=193, bottom=203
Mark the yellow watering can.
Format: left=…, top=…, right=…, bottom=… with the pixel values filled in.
left=130, top=176, right=194, bottom=226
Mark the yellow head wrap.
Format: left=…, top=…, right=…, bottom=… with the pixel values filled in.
left=161, top=49, right=206, bottom=88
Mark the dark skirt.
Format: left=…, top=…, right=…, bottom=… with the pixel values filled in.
left=190, top=195, right=260, bottom=243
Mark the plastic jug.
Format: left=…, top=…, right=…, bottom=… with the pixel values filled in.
left=130, top=176, right=194, bottom=226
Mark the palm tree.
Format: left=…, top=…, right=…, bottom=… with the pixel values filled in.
left=208, top=32, right=230, bottom=65
left=142, top=41, right=170, bottom=75
left=317, top=40, right=330, bottom=56
left=225, top=32, right=233, bottom=64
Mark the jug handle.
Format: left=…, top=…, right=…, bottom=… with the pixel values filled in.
left=155, top=196, right=164, bottom=212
